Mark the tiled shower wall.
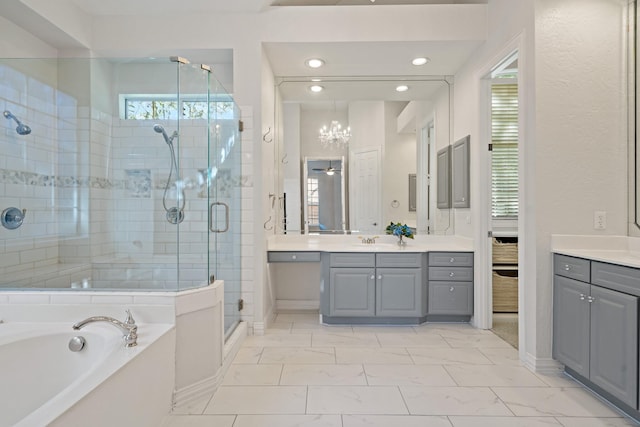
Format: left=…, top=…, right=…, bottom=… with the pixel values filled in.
left=0, top=62, right=248, bottom=301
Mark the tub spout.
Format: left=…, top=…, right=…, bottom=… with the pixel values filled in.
left=72, top=310, right=138, bottom=347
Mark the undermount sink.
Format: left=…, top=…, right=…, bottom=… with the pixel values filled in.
left=352, top=242, right=400, bottom=249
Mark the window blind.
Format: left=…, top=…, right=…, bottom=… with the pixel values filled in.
left=491, top=82, right=518, bottom=218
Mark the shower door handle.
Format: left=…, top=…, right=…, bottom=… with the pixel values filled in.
left=209, top=202, right=230, bottom=233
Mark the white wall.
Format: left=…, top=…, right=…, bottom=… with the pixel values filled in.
left=452, top=0, right=629, bottom=368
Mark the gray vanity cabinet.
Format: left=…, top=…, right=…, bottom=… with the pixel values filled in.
left=376, top=267, right=422, bottom=317
left=323, top=252, right=426, bottom=322
left=329, top=267, right=375, bottom=317
left=427, top=252, right=474, bottom=317
left=553, top=254, right=638, bottom=409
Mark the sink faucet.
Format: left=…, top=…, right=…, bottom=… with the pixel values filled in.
left=359, top=236, right=380, bottom=244
left=72, top=309, right=138, bottom=347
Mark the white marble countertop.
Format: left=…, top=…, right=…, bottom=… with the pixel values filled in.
left=551, top=235, right=640, bottom=268
left=267, top=234, right=474, bottom=253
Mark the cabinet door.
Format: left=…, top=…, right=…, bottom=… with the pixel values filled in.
left=376, top=268, right=422, bottom=317
left=451, top=135, right=470, bottom=208
left=436, top=146, right=451, bottom=209
left=589, top=286, right=638, bottom=407
left=329, top=268, right=375, bottom=317
left=428, top=281, right=473, bottom=315
left=553, top=275, right=590, bottom=378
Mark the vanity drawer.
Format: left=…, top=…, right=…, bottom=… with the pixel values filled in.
left=330, top=253, right=376, bottom=268
left=429, top=266, right=473, bottom=282
left=267, top=251, right=321, bottom=263
left=376, top=253, right=422, bottom=268
left=554, top=254, right=590, bottom=283
left=591, top=261, right=640, bottom=297
left=429, top=252, right=473, bottom=267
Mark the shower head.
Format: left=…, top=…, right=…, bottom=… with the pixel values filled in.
left=153, top=124, right=177, bottom=145
left=3, top=110, right=31, bottom=135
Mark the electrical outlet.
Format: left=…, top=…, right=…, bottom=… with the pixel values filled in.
left=594, top=211, right=607, bottom=230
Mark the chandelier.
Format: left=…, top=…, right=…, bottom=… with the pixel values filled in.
left=319, top=120, right=351, bottom=148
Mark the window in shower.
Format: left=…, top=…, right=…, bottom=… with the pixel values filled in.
left=122, top=95, right=235, bottom=120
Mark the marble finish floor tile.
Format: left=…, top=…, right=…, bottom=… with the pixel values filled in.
left=164, top=321, right=639, bottom=427
left=312, top=332, right=380, bottom=347
left=222, top=364, right=283, bottom=385
left=335, top=347, right=413, bottom=364
left=243, top=334, right=312, bottom=347
left=408, top=347, right=493, bottom=365
left=233, top=414, right=342, bottom=427
left=259, top=347, right=336, bottom=364
left=444, top=365, right=548, bottom=387
left=343, top=414, right=452, bottom=427
left=232, top=346, right=264, bottom=364
left=376, top=332, right=450, bottom=347
left=307, top=386, right=408, bottom=414
left=555, top=417, right=639, bottom=426
left=161, top=415, right=236, bottom=427
left=444, top=334, right=514, bottom=349
left=492, top=387, right=622, bottom=417
left=364, top=364, right=456, bottom=386
left=280, top=364, right=367, bottom=385
left=205, top=386, right=307, bottom=414
left=448, top=416, right=562, bottom=426
left=478, top=347, right=521, bottom=365
left=400, top=386, right=513, bottom=416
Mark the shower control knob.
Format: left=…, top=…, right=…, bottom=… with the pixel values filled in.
left=1, top=207, right=26, bottom=230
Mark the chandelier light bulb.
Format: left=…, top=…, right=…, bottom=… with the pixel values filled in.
left=319, top=120, right=351, bottom=148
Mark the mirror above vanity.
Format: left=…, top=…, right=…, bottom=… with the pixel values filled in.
left=273, top=76, right=455, bottom=236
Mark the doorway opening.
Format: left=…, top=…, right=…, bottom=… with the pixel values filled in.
left=487, top=52, right=519, bottom=348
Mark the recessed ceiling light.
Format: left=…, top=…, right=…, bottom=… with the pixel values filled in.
left=310, top=85, right=324, bottom=93
left=306, top=58, right=325, bottom=69
left=311, top=78, right=322, bottom=82
left=412, top=57, right=430, bottom=66
left=396, top=85, right=409, bottom=92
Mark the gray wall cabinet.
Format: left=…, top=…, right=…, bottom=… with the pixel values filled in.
left=452, top=135, right=470, bottom=208
left=553, top=254, right=639, bottom=410
left=436, top=146, right=451, bottom=209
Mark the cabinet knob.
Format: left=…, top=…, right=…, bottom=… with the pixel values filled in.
left=587, top=296, right=595, bottom=303
left=450, top=258, right=455, bottom=263
left=449, top=286, right=454, bottom=292
left=291, top=255, right=297, bottom=260
left=579, top=293, right=585, bottom=301
left=449, top=272, right=455, bottom=277
left=378, top=275, right=382, bottom=280
left=370, top=275, right=375, bottom=280
left=564, top=265, right=570, bottom=271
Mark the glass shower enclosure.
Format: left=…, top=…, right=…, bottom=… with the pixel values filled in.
left=0, top=57, right=242, bottom=336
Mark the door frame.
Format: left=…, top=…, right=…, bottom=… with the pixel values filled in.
left=475, top=34, right=528, bottom=363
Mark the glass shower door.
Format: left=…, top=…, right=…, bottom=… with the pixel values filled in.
left=208, top=73, right=242, bottom=338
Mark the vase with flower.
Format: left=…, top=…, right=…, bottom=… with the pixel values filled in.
left=385, top=222, right=414, bottom=246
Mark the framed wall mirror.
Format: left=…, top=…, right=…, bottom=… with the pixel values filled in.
left=273, top=76, right=454, bottom=235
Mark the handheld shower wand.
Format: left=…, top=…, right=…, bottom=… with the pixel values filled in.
left=153, top=124, right=184, bottom=224
left=3, top=110, right=31, bottom=135
left=153, top=124, right=177, bottom=145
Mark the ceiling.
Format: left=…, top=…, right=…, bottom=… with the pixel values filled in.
left=70, top=0, right=486, bottom=15
left=65, top=0, right=486, bottom=103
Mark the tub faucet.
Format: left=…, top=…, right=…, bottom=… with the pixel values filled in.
left=72, top=310, right=138, bottom=347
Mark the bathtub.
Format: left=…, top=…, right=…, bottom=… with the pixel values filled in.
left=0, top=321, right=175, bottom=427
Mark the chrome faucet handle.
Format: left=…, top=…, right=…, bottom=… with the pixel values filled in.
left=124, top=309, right=136, bottom=326
left=123, top=310, right=138, bottom=347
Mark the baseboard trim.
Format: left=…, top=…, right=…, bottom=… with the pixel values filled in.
left=276, top=299, right=320, bottom=311
left=522, top=353, right=563, bottom=374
